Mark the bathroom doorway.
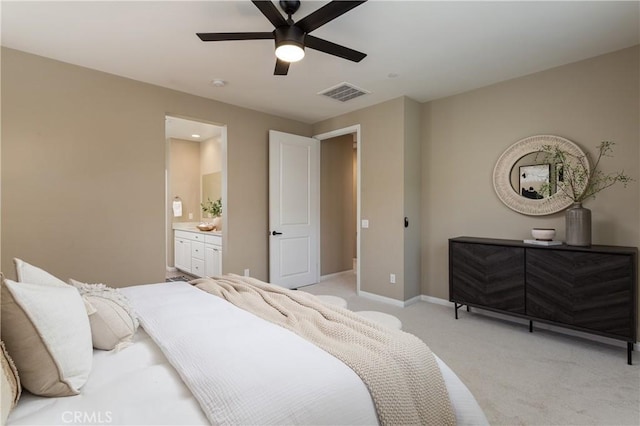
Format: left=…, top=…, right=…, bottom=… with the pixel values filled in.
left=165, top=115, right=227, bottom=279
left=315, top=125, right=360, bottom=294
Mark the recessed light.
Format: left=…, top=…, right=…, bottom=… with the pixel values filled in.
left=192, top=134, right=201, bottom=138
left=211, top=79, right=226, bottom=87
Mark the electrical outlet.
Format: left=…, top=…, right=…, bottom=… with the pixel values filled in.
left=390, top=274, right=396, bottom=284
left=361, top=219, right=369, bottom=228
left=244, top=268, right=250, bottom=277
left=188, top=213, right=193, bottom=220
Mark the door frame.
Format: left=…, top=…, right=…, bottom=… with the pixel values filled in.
left=164, top=115, right=227, bottom=275
left=313, top=125, right=361, bottom=295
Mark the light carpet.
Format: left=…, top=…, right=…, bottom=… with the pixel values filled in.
left=300, top=272, right=640, bottom=426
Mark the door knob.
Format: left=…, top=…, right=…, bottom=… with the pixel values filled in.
left=271, top=231, right=283, bottom=236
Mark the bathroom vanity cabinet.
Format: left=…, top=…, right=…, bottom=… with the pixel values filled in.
left=174, top=229, right=222, bottom=278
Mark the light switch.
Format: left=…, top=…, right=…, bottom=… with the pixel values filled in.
left=361, top=219, right=369, bottom=228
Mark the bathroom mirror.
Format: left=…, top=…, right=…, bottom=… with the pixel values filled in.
left=202, top=172, right=222, bottom=209
left=493, top=135, right=588, bottom=215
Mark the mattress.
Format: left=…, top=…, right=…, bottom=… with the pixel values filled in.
left=8, top=282, right=487, bottom=426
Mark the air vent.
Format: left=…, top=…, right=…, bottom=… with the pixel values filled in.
left=318, top=82, right=370, bottom=102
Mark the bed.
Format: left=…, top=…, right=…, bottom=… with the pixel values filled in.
left=5, top=274, right=488, bottom=426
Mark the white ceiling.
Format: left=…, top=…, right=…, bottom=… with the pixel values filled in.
left=2, top=1, right=638, bottom=124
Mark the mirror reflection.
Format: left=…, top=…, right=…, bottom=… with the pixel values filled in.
left=202, top=172, right=222, bottom=212
left=509, top=152, right=561, bottom=199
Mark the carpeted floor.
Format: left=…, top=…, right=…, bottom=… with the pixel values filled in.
left=300, top=272, right=640, bottom=426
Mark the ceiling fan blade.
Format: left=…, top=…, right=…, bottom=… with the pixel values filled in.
left=305, top=35, right=366, bottom=62
left=296, top=1, right=367, bottom=34
left=251, top=0, right=287, bottom=28
left=274, top=59, right=290, bottom=75
left=197, top=32, right=274, bottom=42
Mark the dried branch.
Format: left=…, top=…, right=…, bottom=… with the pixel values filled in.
left=538, top=141, right=633, bottom=203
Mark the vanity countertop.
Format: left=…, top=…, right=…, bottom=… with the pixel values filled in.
left=173, top=222, right=222, bottom=236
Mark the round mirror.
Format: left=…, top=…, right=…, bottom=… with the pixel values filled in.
left=493, top=135, right=589, bottom=215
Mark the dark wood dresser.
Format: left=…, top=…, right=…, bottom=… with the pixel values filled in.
left=449, top=236, right=638, bottom=364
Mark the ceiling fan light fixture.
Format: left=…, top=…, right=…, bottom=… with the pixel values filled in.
left=197, top=0, right=368, bottom=75
left=274, top=26, right=305, bottom=63
left=275, top=43, right=305, bottom=62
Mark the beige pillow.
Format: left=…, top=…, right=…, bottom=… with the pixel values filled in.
left=69, top=279, right=139, bottom=351
left=1, top=276, right=93, bottom=397
left=1, top=341, right=21, bottom=425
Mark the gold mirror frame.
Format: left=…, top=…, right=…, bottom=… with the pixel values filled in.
left=493, top=135, right=589, bottom=216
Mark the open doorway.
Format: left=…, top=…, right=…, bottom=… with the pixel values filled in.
left=165, top=115, right=227, bottom=280
left=315, top=125, right=361, bottom=294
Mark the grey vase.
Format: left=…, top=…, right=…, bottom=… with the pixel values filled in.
left=565, top=202, right=591, bottom=246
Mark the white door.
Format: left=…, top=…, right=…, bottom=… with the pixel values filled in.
left=269, top=130, right=319, bottom=289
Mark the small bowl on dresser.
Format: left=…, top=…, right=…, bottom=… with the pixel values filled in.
left=196, top=223, right=215, bottom=232
left=531, top=228, right=556, bottom=241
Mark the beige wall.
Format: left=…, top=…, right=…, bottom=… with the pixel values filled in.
left=200, top=137, right=222, bottom=175
left=170, top=138, right=201, bottom=223
left=403, top=98, right=422, bottom=300
left=320, top=134, right=355, bottom=276
left=2, top=44, right=637, bottom=314
left=314, top=98, right=408, bottom=300
left=1, top=47, right=311, bottom=286
left=314, top=97, right=424, bottom=301
left=421, top=45, right=639, bottom=327
left=314, top=47, right=639, bottom=307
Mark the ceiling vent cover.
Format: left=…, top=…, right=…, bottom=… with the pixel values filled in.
left=318, top=82, right=370, bottom=102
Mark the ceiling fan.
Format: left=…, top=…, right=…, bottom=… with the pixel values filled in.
left=197, top=0, right=367, bottom=75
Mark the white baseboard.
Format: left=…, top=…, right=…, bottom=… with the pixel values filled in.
left=166, top=266, right=177, bottom=272
left=359, top=290, right=406, bottom=307
left=320, top=269, right=354, bottom=282
left=404, top=295, right=422, bottom=307
left=344, top=290, right=640, bottom=352
left=358, top=291, right=422, bottom=308
left=420, top=295, right=640, bottom=351
left=420, top=294, right=451, bottom=307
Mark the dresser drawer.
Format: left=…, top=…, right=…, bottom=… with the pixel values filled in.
left=191, top=241, right=205, bottom=260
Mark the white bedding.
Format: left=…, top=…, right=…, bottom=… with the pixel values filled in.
left=9, top=282, right=487, bottom=426
left=9, top=328, right=208, bottom=425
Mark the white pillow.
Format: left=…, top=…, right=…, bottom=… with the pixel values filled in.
left=69, top=279, right=139, bottom=351
left=14, top=258, right=67, bottom=287
left=1, top=277, right=93, bottom=397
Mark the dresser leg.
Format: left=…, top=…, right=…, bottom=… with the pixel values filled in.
left=454, top=303, right=464, bottom=319
left=529, top=320, right=533, bottom=333
left=628, top=342, right=633, bottom=365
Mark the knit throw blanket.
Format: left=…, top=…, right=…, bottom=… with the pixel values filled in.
left=193, top=275, right=456, bottom=426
